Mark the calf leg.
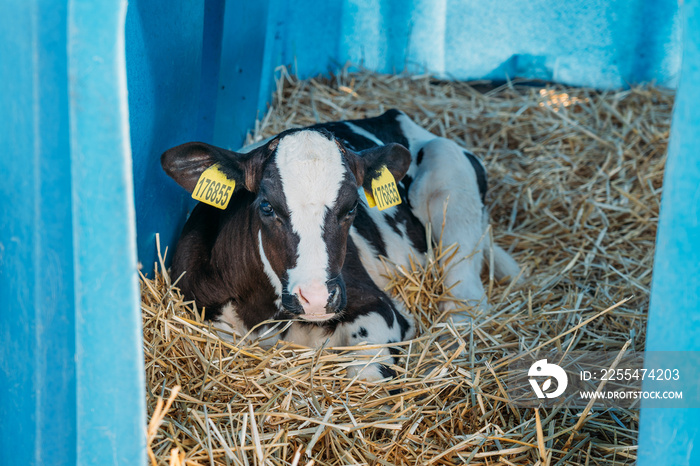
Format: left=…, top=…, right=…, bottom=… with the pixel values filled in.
left=408, top=138, right=492, bottom=313
left=485, top=236, right=523, bottom=283
left=339, top=311, right=404, bottom=381
left=215, top=303, right=407, bottom=382
left=267, top=310, right=404, bottom=382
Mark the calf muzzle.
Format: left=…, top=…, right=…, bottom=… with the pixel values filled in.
left=282, top=277, right=346, bottom=321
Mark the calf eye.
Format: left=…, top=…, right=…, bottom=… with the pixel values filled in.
left=344, top=201, right=358, bottom=218
left=260, top=200, right=274, bottom=216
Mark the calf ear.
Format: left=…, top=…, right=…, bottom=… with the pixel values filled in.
left=346, top=143, right=411, bottom=189
left=161, top=141, right=272, bottom=193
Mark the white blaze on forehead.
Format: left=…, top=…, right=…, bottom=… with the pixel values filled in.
left=275, top=130, right=346, bottom=289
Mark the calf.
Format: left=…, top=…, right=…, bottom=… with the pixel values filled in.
left=161, top=110, right=520, bottom=380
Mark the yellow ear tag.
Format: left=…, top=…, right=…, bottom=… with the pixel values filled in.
left=364, top=166, right=401, bottom=211
left=364, top=188, right=377, bottom=208
left=192, top=164, right=236, bottom=210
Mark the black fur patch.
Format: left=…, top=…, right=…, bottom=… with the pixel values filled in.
left=387, top=340, right=401, bottom=357
left=389, top=174, right=427, bottom=254
left=401, top=174, right=413, bottom=194
left=384, top=213, right=403, bottom=237
left=346, top=110, right=410, bottom=148
left=417, top=148, right=425, bottom=166
left=378, top=364, right=397, bottom=379
left=464, top=150, right=487, bottom=203
left=353, top=203, right=387, bottom=257
left=170, top=191, right=285, bottom=330
left=393, top=307, right=413, bottom=340
left=390, top=177, right=428, bottom=255
left=358, top=327, right=368, bottom=338
left=334, top=238, right=397, bottom=330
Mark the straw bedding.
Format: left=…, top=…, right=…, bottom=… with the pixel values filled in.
left=142, top=67, right=673, bottom=465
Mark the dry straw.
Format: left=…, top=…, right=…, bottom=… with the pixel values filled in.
left=143, top=66, right=672, bottom=465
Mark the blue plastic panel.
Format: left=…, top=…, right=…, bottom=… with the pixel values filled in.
left=69, top=2, right=145, bottom=464
left=260, top=0, right=680, bottom=89
left=128, top=0, right=278, bottom=267
left=214, top=0, right=271, bottom=148
left=639, top=0, right=700, bottom=464
left=1, top=1, right=145, bottom=465
left=0, top=2, right=77, bottom=464
left=126, top=0, right=225, bottom=269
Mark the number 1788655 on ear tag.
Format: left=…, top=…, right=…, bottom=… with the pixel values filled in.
left=364, top=165, right=401, bottom=210
left=192, top=164, right=236, bottom=210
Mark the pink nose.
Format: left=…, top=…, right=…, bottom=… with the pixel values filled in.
left=294, top=280, right=329, bottom=317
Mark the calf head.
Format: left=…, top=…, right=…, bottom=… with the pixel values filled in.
left=162, top=129, right=410, bottom=322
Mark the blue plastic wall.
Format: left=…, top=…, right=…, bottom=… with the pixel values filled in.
left=1, top=0, right=696, bottom=465
left=638, top=1, right=700, bottom=464
left=262, top=0, right=680, bottom=89
left=1, top=1, right=144, bottom=465
left=127, top=0, right=226, bottom=267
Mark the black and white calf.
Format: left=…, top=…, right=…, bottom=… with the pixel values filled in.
left=161, top=110, right=520, bottom=380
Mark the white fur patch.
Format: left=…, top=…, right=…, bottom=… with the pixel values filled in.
left=283, top=322, right=341, bottom=348
left=340, top=313, right=400, bottom=381
left=343, top=312, right=400, bottom=345
left=395, top=111, right=439, bottom=180
left=213, top=302, right=248, bottom=341
left=396, top=112, right=436, bottom=147
left=344, top=122, right=385, bottom=146
left=275, top=131, right=346, bottom=291
left=258, top=230, right=283, bottom=310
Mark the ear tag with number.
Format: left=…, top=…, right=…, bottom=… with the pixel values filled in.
left=363, top=165, right=401, bottom=211
left=192, top=164, right=236, bottom=210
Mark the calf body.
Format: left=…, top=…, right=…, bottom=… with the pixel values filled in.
left=162, top=110, right=520, bottom=380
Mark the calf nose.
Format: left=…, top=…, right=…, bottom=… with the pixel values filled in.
left=294, top=280, right=330, bottom=317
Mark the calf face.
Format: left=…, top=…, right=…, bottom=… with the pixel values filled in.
left=161, top=128, right=411, bottom=322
